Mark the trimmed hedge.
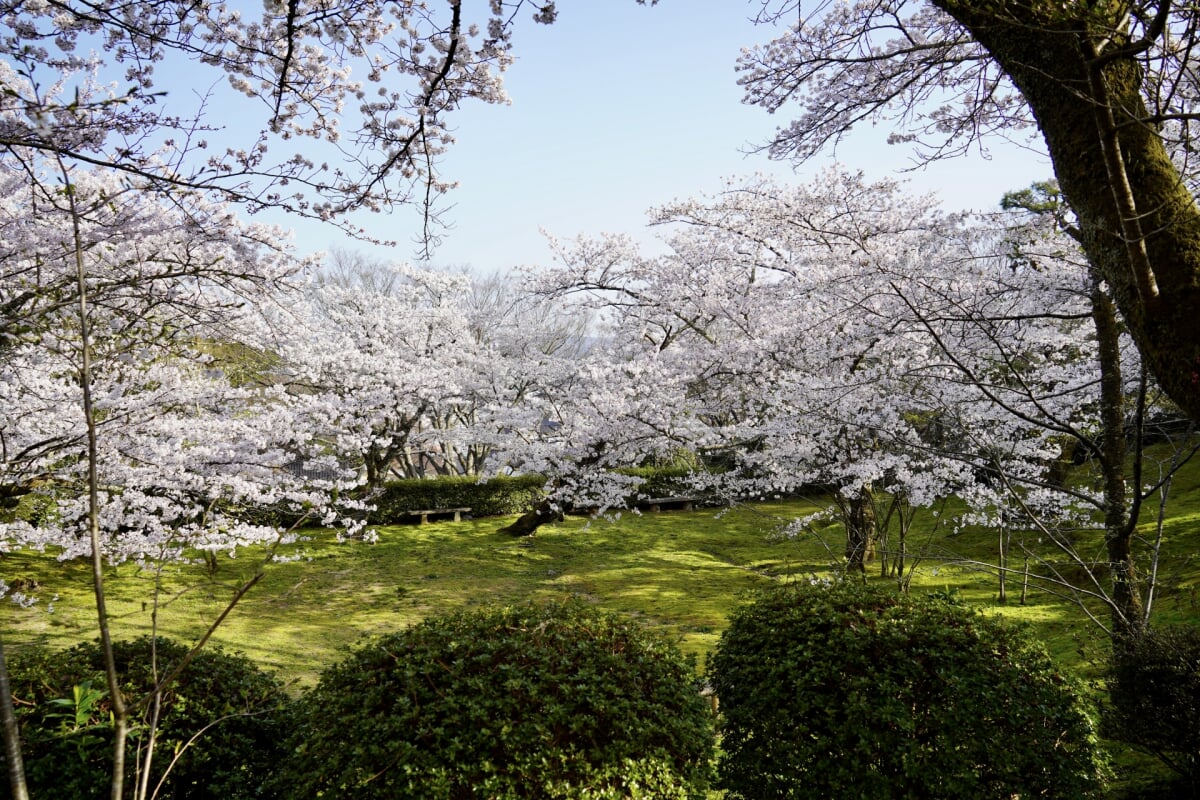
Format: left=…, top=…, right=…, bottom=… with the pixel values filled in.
left=272, top=601, right=716, bottom=799
left=617, top=467, right=701, bottom=503
left=707, top=581, right=1106, bottom=799
left=367, top=469, right=715, bottom=523
left=2, top=636, right=287, bottom=800
left=368, top=473, right=547, bottom=522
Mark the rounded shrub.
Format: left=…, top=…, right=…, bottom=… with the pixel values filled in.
left=707, top=581, right=1105, bottom=799
left=1105, top=625, right=1200, bottom=789
left=2, top=636, right=287, bottom=800
left=272, top=601, right=715, bottom=799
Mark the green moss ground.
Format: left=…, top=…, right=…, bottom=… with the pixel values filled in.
left=6, top=463, right=1197, bottom=683
left=2, top=501, right=834, bottom=686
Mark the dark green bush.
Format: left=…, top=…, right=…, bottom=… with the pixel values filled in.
left=617, top=466, right=699, bottom=502
left=1105, top=625, right=1200, bottom=790
left=369, top=473, right=547, bottom=522
left=273, top=601, right=715, bottom=799
left=707, top=581, right=1105, bottom=799
left=2, top=636, right=287, bottom=800
left=0, top=486, right=58, bottom=526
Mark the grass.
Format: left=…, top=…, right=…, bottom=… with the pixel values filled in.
left=6, top=462, right=1198, bottom=686
left=2, top=501, right=835, bottom=686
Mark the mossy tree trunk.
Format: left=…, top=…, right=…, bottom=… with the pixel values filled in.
left=497, top=497, right=563, bottom=537
left=1092, top=273, right=1146, bottom=637
left=838, top=485, right=877, bottom=574
left=933, top=0, right=1200, bottom=425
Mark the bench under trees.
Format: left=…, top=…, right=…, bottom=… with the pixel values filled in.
left=641, top=496, right=695, bottom=512
left=403, top=507, right=472, bottom=524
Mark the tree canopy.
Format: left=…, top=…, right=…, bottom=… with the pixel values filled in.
left=742, top=0, right=1200, bottom=422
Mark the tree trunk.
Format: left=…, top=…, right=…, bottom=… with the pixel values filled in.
left=842, top=486, right=877, bottom=573
left=363, top=450, right=381, bottom=490
left=1092, top=276, right=1146, bottom=636
left=998, top=518, right=1008, bottom=604
left=933, top=1, right=1200, bottom=424
left=0, top=638, right=29, bottom=800
left=497, top=498, right=563, bottom=537
left=63, top=156, right=129, bottom=800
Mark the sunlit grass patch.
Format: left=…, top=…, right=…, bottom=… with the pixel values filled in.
left=4, top=460, right=1197, bottom=697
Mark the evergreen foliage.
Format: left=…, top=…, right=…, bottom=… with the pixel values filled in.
left=707, top=581, right=1106, bottom=799
left=273, top=601, right=715, bottom=799
left=1106, top=625, right=1200, bottom=791
left=1, top=637, right=287, bottom=800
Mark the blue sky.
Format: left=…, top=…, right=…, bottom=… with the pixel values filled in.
left=277, top=1, right=1053, bottom=270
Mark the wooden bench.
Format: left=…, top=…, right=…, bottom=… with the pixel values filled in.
left=404, top=507, right=471, bottom=524
left=641, top=496, right=694, bottom=512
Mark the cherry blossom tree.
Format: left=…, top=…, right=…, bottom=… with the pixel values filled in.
left=972, top=181, right=1199, bottom=634
left=455, top=268, right=594, bottom=475
left=532, top=168, right=1196, bottom=638
left=271, top=257, right=600, bottom=529
left=530, top=171, right=985, bottom=567
left=885, top=196, right=1156, bottom=634
left=276, top=263, right=482, bottom=487
left=741, top=0, right=1200, bottom=423
left=670, top=171, right=1197, bottom=634
left=0, top=157, right=358, bottom=799
left=354, top=231, right=721, bottom=536
left=654, top=172, right=997, bottom=574
left=0, top=1, right=588, bottom=252
left=488, top=334, right=709, bottom=535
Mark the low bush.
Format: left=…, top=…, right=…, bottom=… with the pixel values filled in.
left=707, top=581, right=1106, bottom=799
left=272, top=601, right=715, bottom=799
left=1106, top=625, right=1200, bottom=791
left=2, top=636, right=287, bottom=800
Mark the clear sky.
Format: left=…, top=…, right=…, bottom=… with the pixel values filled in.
left=276, top=1, right=1054, bottom=271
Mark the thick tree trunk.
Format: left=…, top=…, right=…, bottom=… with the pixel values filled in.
left=841, top=486, right=877, bottom=574
left=933, top=1, right=1200, bottom=424
left=497, top=498, right=563, bottom=537
left=364, top=450, right=382, bottom=490
left=1092, top=276, right=1146, bottom=636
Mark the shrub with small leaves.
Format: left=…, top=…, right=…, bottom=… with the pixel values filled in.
left=1, top=636, right=288, bottom=800
left=707, top=581, right=1105, bottom=799
left=1105, top=625, right=1200, bottom=788
left=272, top=601, right=715, bottom=799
